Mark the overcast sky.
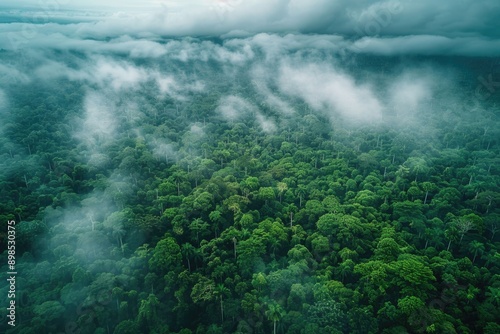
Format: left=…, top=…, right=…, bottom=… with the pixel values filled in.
left=0, top=1, right=497, bottom=147
left=1, top=0, right=499, bottom=56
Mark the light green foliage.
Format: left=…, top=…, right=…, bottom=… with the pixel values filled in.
left=375, top=238, right=401, bottom=262
left=397, top=296, right=424, bottom=315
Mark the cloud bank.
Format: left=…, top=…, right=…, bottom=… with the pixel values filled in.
left=0, top=0, right=499, bottom=56
left=0, top=1, right=497, bottom=145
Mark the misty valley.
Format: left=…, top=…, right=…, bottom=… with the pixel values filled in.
left=0, top=4, right=499, bottom=334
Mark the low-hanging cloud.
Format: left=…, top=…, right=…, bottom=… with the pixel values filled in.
left=33, top=55, right=205, bottom=101
left=0, top=89, right=7, bottom=111
left=256, top=112, right=277, bottom=133
left=92, top=59, right=149, bottom=91
left=251, top=65, right=294, bottom=115
left=151, top=140, right=178, bottom=164
left=75, top=91, right=117, bottom=148
left=278, top=63, right=384, bottom=123
left=0, top=89, right=8, bottom=136
left=0, top=63, right=31, bottom=85
left=350, top=35, right=500, bottom=57
left=388, top=74, right=432, bottom=116
left=216, top=95, right=257, bottom=122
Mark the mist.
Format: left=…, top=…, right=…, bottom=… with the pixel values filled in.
left=0, top=1, right=499, bottom=333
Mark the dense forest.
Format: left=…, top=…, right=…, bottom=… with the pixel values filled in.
left=0, top=23, right=499, bottom=334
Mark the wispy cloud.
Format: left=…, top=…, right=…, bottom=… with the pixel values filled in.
left=279, top=63, right=384, bottom=123
left=216, top=95, right=257, bottom=122
left=75, top=91, right=117, bottom=149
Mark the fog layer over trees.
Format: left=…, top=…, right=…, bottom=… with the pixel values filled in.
left=0, top=1, right=499, bottom=333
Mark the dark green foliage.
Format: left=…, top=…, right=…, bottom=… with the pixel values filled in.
left=0, top=47, right=499, bottom=334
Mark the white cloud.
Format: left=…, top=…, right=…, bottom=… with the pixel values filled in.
left=75, top=91, right=116, bottom=148
left=154, top=73, right=205, bottom=101
left=34, top=57, right=151, bottom=91
left=216, top=95, right=257, bottom=122
left=190, top=123, right=204, bottom=135
left=279, top=63, right=384, bottom=122
left=256, top=112, right=277, bottom=133
left=31, top=54, right=205, bottom=102
left=0, top=64, right=31, bottom=85
left=389, top=75, right=432, bottom=114
left=151, top=140, right=177, bottom=163
left=251, top=65, right=294, bottom=115
left=93, top=59, right=148, bottom=91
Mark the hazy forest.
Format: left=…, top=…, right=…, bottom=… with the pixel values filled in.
left=0, top=1, right=499, bottom=333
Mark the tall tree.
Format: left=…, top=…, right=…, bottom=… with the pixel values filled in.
left=265, top=302, right=285, bottom=334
